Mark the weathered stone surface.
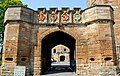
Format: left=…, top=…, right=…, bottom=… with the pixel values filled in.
left=76, top=66, right=116, bottom=76
left=2, top=4, right=117, bottom=76
left=82, top=6, right=113, bottom=23
left=4, top=6, right=37, bottom=23
left=1, top=63, right=16, bottom=76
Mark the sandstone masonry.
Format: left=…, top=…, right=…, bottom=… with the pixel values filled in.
left=1, top=1, right=119, bottom=76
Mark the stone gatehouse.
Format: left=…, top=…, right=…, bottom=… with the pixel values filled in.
left=2, top=0, right=120, bottom=76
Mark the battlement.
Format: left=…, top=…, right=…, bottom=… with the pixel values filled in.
left=4, top=5, right=114, bottom=26
left=37, top=7, right=82, bottom=25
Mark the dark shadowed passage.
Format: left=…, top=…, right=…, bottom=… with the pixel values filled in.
left=41, top=31, right=76, bottom=74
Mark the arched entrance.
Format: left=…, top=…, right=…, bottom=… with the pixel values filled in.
left=41, top=31, right=76, bottom=74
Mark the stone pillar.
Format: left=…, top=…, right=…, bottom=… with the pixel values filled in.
left=33, top=44, right=41, bottom=75
left=2, top=22, right=20, bottom=65
left=80, top=5, right=116, bottom=75
left=2, top=6, right=38, bottom=76
left=76, top=40, right=88, bottom=75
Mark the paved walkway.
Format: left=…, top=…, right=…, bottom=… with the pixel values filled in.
left=41, top=62, right=76, bottom=76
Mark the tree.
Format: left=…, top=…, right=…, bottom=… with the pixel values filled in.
left=0, top=0, right=27, bottom=52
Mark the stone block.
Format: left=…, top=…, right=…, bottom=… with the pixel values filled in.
left=4, top=6, right=37, bottom=23
left=82, top=5, right=113, bottom=23
left=1, top=64, right=16, bottom=76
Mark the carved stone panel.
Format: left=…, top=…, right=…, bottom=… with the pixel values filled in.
left=61, top=8, right=70, bottom=24
left=38, top=8, right=47, bottom=23
left=48, top=8, right=59, bottom=24
left=73, top=8, right=81, bottom=23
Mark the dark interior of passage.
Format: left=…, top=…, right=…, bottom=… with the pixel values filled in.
left=41, top=31, right=76, bottom=74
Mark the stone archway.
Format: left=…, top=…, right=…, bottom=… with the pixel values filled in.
left=34, top=28, right=80, bottom=75
left=39, top=29, right=79, bottom=41
left=41, top=31, right=76, bottom=73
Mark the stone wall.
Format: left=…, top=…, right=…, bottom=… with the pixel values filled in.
left=86, top=0, right=120, bottom=71
left=82, top=5, right=114, bottom=23
left=2, top=5, right=116, bottom=76
left=2, top=22, right=19, bottom=65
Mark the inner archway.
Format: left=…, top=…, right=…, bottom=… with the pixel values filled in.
left=41, top=31, right=76, bottom=74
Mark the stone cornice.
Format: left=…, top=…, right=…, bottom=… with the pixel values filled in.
left=85, top=19, right=115, bottom=26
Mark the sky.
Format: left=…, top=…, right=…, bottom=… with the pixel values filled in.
left=21, top=0, right=87, bottom=10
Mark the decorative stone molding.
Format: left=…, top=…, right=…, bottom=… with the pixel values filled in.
left=73, top=8, right=81, bottom=23
left=49, top=8, right=58, bottom=23
left=37, top=8, right=82, bottom=25
left=96, top=20, right=111, bottom=24
left=85, top=19, right=113, bottom=25
left=38, top=8, right=47, bottom=23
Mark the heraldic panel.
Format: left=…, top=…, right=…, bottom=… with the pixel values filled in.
left=37, top=8, right=82, bottom=24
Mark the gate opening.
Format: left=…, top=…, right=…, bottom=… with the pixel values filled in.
left=60, top=56, right=65, bottom=61
left=41, top=31, right=76, bottom=74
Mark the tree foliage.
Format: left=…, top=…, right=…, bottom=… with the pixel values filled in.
left=0, top=0, right=27, bottom=47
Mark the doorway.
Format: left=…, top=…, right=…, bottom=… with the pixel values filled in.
left=60, top=55, right=65, bottom=61
left=41, top=31, right=76, bottom=74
